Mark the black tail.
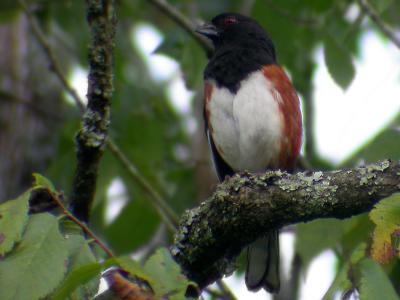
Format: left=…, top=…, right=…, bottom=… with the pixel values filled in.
left=245, top=230, right=280, bottom=293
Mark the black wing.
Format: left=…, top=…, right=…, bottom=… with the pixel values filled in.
left=204, top=106, right=234, bottom=181
left=206, top=129, right=234, bottom=181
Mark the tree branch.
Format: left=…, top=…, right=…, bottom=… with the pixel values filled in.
left=147, top=0, right=213, bottom=56
left=70, top=0, right=117, bottom=222
left=21, top=0, right=178, bottom=230
left=107, top=138, right=179, bottom=230
left=358, top=0, right=400, bottom=50
left=50, top=190, right=114, bottom=258
left=171, top=160, right=400, bottom=288
left=18, top=0, right=85, bottom=113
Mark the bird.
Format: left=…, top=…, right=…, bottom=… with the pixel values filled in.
left=196, top=13, right=302, bottom=293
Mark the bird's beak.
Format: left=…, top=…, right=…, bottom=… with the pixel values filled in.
left=195, top=23, right=218, bottom=38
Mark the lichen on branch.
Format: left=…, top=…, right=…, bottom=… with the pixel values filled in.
left=70, top=0, right=117, bottom=222
left=171, top=160, right=400, bottom=288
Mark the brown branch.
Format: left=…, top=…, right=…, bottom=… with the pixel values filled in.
left=69, top=0, right=117, bottom=222
left=18, top=0, right=86, bottom=112
left=358, top=0, right=400, bottom=50
left=147, top=0, right=213, bottom=56
left=107, top=138, right=179, bottom=230
left=51, top=190, right=159, bottom=300
left=22, top=0, right=178, bottom=230
left=171, top=160, right=400, bottom=288
left=0, top=89, right=62, bottom=121
left=50, top=190, right=114, bottom=258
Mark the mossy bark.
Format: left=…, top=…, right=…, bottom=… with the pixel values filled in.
left=172, top=160, right=400, bottom=288
left=70, top=0, right=116, bottom=222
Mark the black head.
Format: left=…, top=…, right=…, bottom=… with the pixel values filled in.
left=196, top=13, right=276, bottom=60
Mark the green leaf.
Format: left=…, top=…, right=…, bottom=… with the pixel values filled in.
left=322, top=263, right=351, bottom=300
left=0, top=213, right=68, bottom=300
left=322, top=243, right=367, bottom=299
left=144, top=248, right=196, bottom=299
left=369, top=193, right=400, bottom=263
left=359, top=258, right=399, bottom=300
left=324, top=36, right=355, bottom=90
left=102, top=184, right=160, bottom=254
left=350, top=243, right=367, bottom=264
left=52, top=263, right=102, bottom=300
left=303, top=0, right=334, bottom=12
left=115, top=256, right=154, bottom=284
left=33, top=173, right=56, bottom=192
left=0, top=191, right=30, bottom=255
left=0, top=0, right=19, bottom=23
left=369, top=0, right=394, bottom=13
left=53, top=256, right=119, bottom=300
left=340, top=215, right=373, bottom=257
left=113, top=253, right=197, bottom=299
left=296, top=219, right=348, bottom=270
left=181, top=39, right=206, bottom=89
left=64, top=234, right=100, bottom=299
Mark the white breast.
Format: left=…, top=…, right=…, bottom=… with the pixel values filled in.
left=207, top=71, right=282, bottom=172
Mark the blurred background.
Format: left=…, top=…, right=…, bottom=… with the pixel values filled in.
left=0, top=0, right=399, bottom=299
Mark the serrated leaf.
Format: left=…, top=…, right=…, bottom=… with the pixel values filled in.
left=33, top=173, right=56, bottom=192
left=64, top=234, right=100, bottom=299
left=324, top=36, right=355, bottom=90
left=144, top=248, right=196, bottom=299
left=359, top=258, right=399, bottom=300
left=0, top=213, right=68, bottom=300
left=52, top=263, right=102, bottom=300
left=53, top=256, right=118, bottom=300
left=0, top=191, right=30, bottom=255
left=115, top=256, right=154, bottom=284
left=369, top=193, right=400, bottom=263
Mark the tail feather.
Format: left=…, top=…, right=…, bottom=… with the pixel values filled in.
left=245, top=230, right=280, bottom=293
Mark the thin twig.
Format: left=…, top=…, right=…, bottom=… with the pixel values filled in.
left=107, top=138, right=179, bottom=230
left=204, top=288, right=224, bottom=299
left=273, top=254, right=302, bottom=300
left=51, top=191, right=114, bottom=258
left=18, top=0, right=85, bottom=112
left=358, top=0, right=400, bottom=50
left=0, top=89, right=62, bottom=121
left=303, top=90, right=316, bottom=163
left=20, top=0, right=178, bottom=230
left=216, top=280, right=238, bottom=300
left=147, top=0, right=213, bottom=56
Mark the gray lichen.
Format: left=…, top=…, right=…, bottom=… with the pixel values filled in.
left=172, top=160, right=400, bottom=288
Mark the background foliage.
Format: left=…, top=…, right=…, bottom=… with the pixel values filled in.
left=0, top=0, right=399, bottom=299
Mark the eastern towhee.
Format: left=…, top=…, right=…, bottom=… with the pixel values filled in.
left=196, top=13, right=302, bottom=293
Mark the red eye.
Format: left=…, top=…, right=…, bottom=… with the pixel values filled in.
left=224, top=17, right=237, bottom=26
